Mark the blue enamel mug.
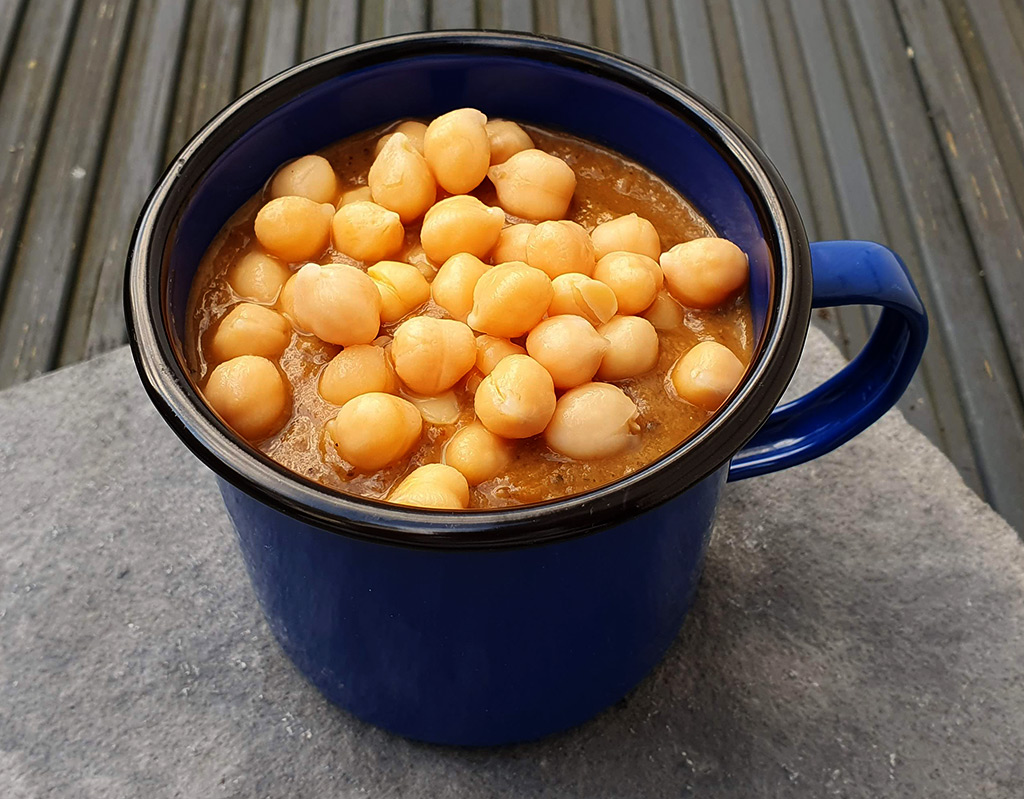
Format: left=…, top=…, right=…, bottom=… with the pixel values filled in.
left=125, top=32, right=927, bottom=746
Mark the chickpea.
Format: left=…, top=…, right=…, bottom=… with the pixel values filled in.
left=467, top=262, right=553, bottom=338
left=485, top=119, right=534, bottom=165
left=475, top=335, right=526, bottom=375
left=420, top=195, right=505, bottom=263
left=368, top=132, right=436, bottom=223
left=596, top=315, right=660, bottom=381
left=227, top=250, right=290, bottom=304
left=443, top=422, right=513, bottom=485
left=660, top=237, right=749, bottom=308
left=204, top=355, right=288, bottom=441
left=291, top=262, right=381, bottom=346
left=331, top=201, right=404, bottom=263
left=487, top=149, right=576, bottom=221
left=592, top=251, right=663, bottom=315
left=375, top=120, right=428, bottom=156
left=474, top=354, right=556, bottom=439
left=325, top=393, right=422, bottom=471
left=491, top=222, right=535, bottom=264
left=423, top=108, right=491, bottom=194
left=548, top=273, right=619, bottom=326
left=407, top=390, right=462, bottom=425
left=402, top=242, right=436, bottom=280
left=642, top=290, right=684, bottom=330
left=525, top=220, right=595, bottom=278
left=339, top=186, right=373, bottom=206
left=268, top=154, right=338, bottom=204
left=525, top=316, right=608, bottom=389
left=591, top=213, right=662, bottom=261
left=430, top=253, right=490, bottom=322
left=545, top=383, right=640, bottom=460
left=209, top=303, right=291, bottom=364
left=391, top=316, right=477, bottom=395
left=367, top=260, right=430, bottom=323
left=669, top=341, right=745, bottom=411
left=319, top=344, right=396, bottom=406
left=275, top=272, right=302, bottom=329
left=389, top=463, right=470, bottom=509
left=254, top=196, right=333, bottom=263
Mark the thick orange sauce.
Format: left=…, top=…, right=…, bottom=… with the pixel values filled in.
left=186, top=123, right=753, bottom=508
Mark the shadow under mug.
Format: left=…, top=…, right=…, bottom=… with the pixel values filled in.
left=125, top=32, right=928, bottom=746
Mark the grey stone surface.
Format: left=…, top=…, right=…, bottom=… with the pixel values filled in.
left=1, top=328, right=1022, bottom=798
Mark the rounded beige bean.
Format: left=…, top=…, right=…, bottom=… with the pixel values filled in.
left=254, top=196, right=333, bottom=263
left=474, top=354, right=556, bottom=438
left=268, top=154, right=338, bottom=204
left=547, top=273, right=619, bottom=326
left=485, top=119, right=534, bottom=165
left=291, top=262, right=381, bottom=346
left=475, top=335, right=526, bottom=376
left=668, top=340, right=745, bottom=411
left=590, top=213, right=661, bottom=261
left=420, top=195, right=505, bottom=263
left=592, top=251, right=663, bottom=315
left=326, top=393, right=422, bottom=471
left=424, top=108, right=491, bottom=194
left=368, top=132, right=437, bottom=223
left=275, top=272, right=302, bottom=330
left=525, top=316, right=608, bottom=389
left=545, top=382, right=640, bottom=460
left=641, top=290, right=684, bottom=330
left=391, top=316, right=477, bottom=395
left=660, top=237, right=749, bottom=308
left=339, top=186, right=373, bottom=206
left=204, top=355, right=289, bottom=441
left=443, top=422, right=513, bottom=485
left=331, top=201, right=405, bottom=263
left=525, top=220, right=595, bottom=278
left=490, top=222, right=535, bottom=264
left=430, top=253, right=491, bottom=322
left=388, top=463, right=470, bottom=509
left=596, top=315, right=660, bottom=381
left=487, top=149, right=576, bottom=221
left=367, top=260, right=430, bottom=323
left=209, top=303, right=291, bottom=364
left=319, top=344, right=396, bottom=406
left=227, top=251, right=290, bottom=304
left=375, top=120, right=428, bottom=156
left=467, top=262, right=553, bottom=338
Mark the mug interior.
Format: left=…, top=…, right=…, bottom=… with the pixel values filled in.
left=131, top=33, right=808, bottom=548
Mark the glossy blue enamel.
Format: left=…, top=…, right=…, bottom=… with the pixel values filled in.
left=220, top=468, right=724, bottom=745
left=129, top=33, right=928, bottom=746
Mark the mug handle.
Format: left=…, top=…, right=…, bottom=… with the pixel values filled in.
left=727, top=240, right=928, bottom=481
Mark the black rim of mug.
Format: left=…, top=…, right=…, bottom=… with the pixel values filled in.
left=125, top=31, right=813, bottom=551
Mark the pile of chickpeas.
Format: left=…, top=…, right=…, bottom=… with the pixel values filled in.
left=201, top=109, right=749, bottom=510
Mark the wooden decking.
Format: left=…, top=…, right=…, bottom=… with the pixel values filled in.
left=0, top=0, right=1021, bottom=529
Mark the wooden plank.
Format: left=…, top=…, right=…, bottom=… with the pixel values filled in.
left=704, top=0, right=756, bottom=142
left=163, top=0, right=246, bottom=163
left=556, top=0, right=594, bottom=44
left=430, top=0, right=475, bottom=29
left=1002, top=0, right=1024, bottom=58
left=58, top=0, right=192, bottom=366
left=534, top=0, right=559, bottom=36
left=382, top=0, right=427, bottom=35
left=301, top=0, right=358, bottom=58
left=848, top=0, right=1024, bottom=531
left=238, top=0, right=303, bottom=92
left=648, top=0, right=683, bottom=78
left=614, top=0, right=656, bottom=67
left=824, top=0, right=983, bottom=494
left=670, top=0, right=725, bottom=107
left=589, top=0, right=618, bottom=51
left=895, top=0, right=1024, bottom=395
left=0, top=0, right=134, bottom=388
left=0, top=0, right=78, bottom=318
left=946, top=0, right=1024, bottom=221
left=500, top=0, right=534, bottom=32
left=0, top=0, right=27, bottom=83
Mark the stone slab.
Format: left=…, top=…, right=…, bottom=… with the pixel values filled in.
left=1, top=328, right=1022, bottom=797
